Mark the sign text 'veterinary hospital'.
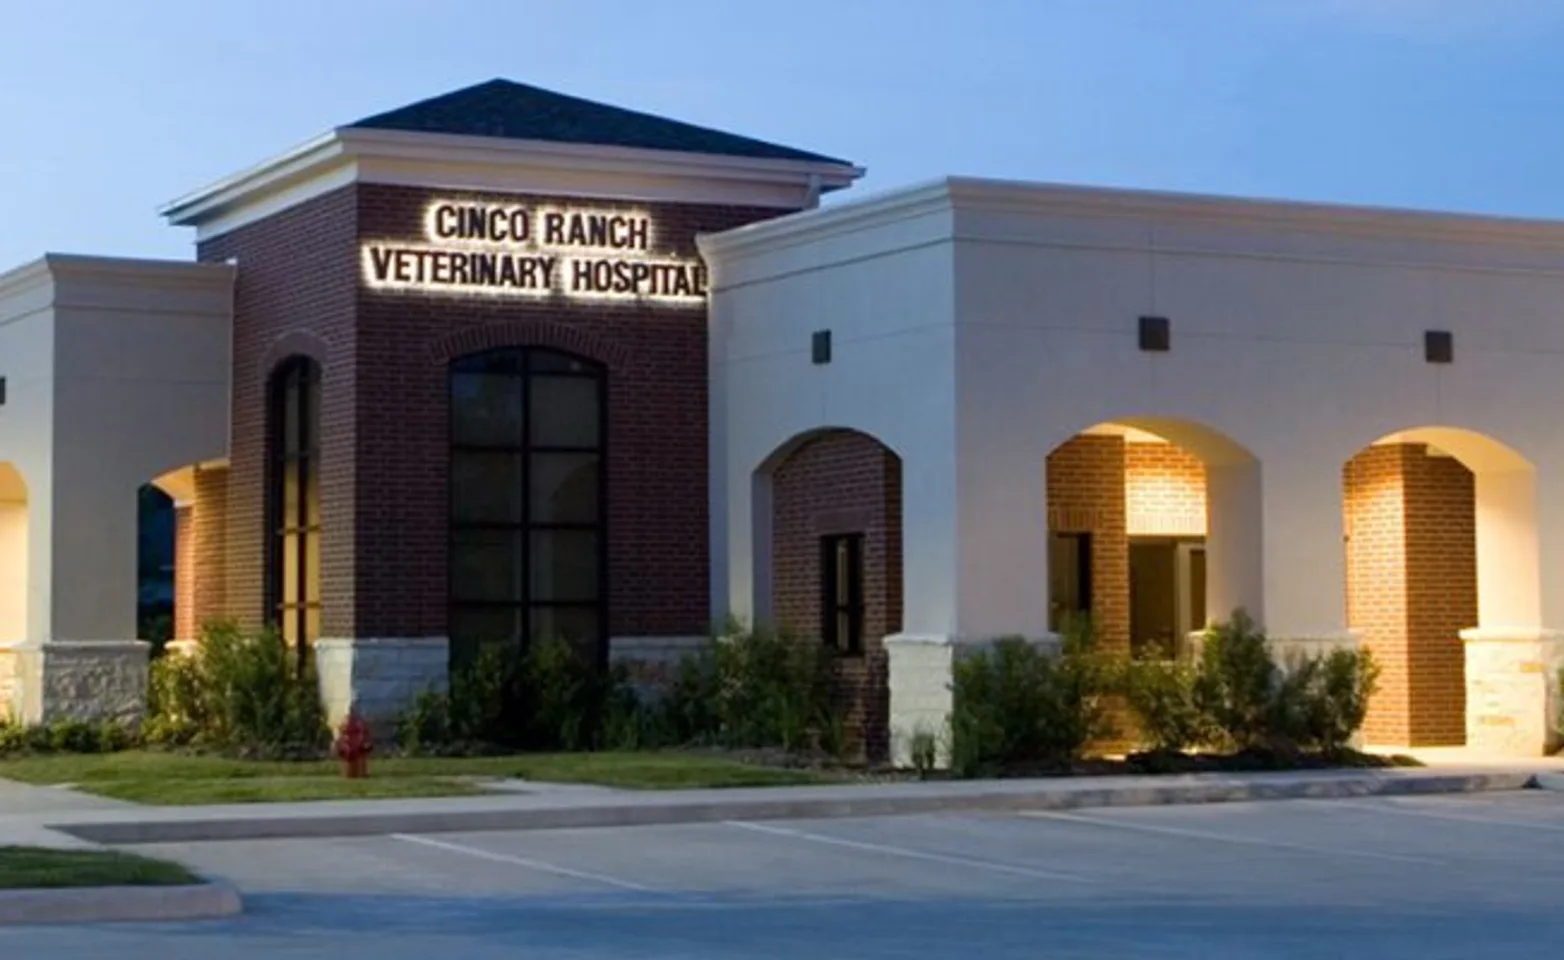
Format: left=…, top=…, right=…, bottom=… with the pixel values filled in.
left=361, top=200, right=707, bottom=304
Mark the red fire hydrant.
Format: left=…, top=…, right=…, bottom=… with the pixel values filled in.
left=334, top=712, right=373, bottom=779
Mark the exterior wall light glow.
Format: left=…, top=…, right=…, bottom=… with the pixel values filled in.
left=362, top=198, right=708, bottom=306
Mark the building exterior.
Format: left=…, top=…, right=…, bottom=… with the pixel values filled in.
left=1, top=79, right=1561, bottom=760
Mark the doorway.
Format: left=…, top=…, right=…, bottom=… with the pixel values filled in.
left=1129, top=536, right=1205, bottom=660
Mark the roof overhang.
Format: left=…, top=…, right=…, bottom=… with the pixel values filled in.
left=160, top=127, right=865, bottom=242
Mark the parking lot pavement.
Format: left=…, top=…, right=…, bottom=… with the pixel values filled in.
left=7, top=790, right=1564, bottom=958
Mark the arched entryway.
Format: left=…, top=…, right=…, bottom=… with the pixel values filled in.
left=1343, top=426, right=1537, bottom=747
left=752, top=427, right=903, bottom=760
left=1044, top=418, right=1261, bottom=660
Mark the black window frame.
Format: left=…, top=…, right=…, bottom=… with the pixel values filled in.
left=447, top=347, right=609, bottom=670
left=1049, top=531, right=1093, bottom=633
left=820, top=533, right=865, bottom=656
left=264, top=355, right=322, bottom=676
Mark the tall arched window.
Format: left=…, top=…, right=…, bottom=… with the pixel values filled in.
left=449, top=347, right=605, bottom=666
left=266, top=356, right=322, bottom=669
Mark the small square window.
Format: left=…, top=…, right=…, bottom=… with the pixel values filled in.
left=1425, top=330, right=1453, bottom=364
left=1139, top=316, right=1171, bottom=352
left=821, top=533, right=865, bottom=655
left=811, top=330, right=832, bottom=365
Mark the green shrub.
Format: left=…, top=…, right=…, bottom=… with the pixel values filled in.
left=659, top=650, right=723, bottom=745
left=908, top=728, right=939, bottom=779
left=396, top=636, right=644, bottom=754
left=1192, top=610, right=1277, bottom=750
left=651, top=622, right=839, bottom=754
left=711, top=623, right=837, bottom=752
left=393, top=688, right=457, bottom=755
left=522, top=637, right=611, bottom=751
left=143, top=621, right=328, bottom=756
left=144, top=648, right=208, bottom=746
left=0, top=719, right=139, bottom=757
left=1270, top=647, right=1379, bottom=756
left=949, top=616, right=1115, bottom=777
left=1123, top=659, right=1210, bottom=753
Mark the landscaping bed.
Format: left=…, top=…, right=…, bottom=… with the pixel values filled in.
left=0, top=847, right=198, bottom=889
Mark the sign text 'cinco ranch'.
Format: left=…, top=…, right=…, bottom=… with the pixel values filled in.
left=361, top=200, right=708, bottom=305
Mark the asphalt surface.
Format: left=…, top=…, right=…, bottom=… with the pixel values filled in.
left=6, top=790, right=1564, bottom=957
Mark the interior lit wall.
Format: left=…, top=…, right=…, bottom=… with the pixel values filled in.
left=1125, top=438, right=1206, bottom=537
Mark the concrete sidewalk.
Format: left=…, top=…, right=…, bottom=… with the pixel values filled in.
left=0, top=763, right=1547, bottom=846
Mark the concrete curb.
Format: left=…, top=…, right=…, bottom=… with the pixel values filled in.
left=0, top=879, right=242, bottom=925
left=53, top=770, right=1538, bottom=845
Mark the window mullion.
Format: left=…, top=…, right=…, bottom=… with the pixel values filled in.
left=520, top=355, right=532, bottom=646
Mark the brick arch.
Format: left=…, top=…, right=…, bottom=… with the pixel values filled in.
left=426, top=320, right=635, bottom=373
left=1343, top=424, right=1538, bottom=749
left=762, top=426, right=902, bottom=763
left=256, top=330, right=329, bottom=383
left=1047, top=417, right=1264, bottom=665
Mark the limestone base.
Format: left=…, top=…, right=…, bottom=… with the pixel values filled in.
left=0, top=640, right=150, bottom=725
left=885, top=632, right=1060, bottom=770
left=1461, top=626, right=1564, bottom=756
left=315, top=637, right=448, bottom=735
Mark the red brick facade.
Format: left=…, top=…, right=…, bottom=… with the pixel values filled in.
left=1344, top=444, right=1475, bottom=746
left=770, top=429, right=903, bottom=760
left=1047, top=435, right=1131, bottom=655
left=195, top=183, right=792, bottom=642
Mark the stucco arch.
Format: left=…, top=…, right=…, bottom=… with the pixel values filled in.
left=1372, top=425, right=1531, bottom=474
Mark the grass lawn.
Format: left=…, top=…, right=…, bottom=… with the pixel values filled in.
left=0, top=750, right=833, bottom=804
left=0, top=846, right=199, bottom=889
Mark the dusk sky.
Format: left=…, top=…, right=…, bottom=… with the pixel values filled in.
left=4, top=0, right=1564, bottom=269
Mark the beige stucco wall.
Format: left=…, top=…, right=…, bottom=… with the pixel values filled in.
left=0, top=254, right=232, bottom=721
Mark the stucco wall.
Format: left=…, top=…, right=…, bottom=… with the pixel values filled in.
left=708, top=179, right=1564, bottom=643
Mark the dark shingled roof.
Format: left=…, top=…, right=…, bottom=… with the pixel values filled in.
left=349, top=79, right=851, bottom=166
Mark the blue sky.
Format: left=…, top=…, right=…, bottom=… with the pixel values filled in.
left=3, top=0, right=1564, bottom=268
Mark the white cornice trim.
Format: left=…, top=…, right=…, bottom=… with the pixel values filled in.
left=159, top=132, right=348, bottom=226
left=941, top=176, right=1564, bottom=248
left=0, top=257, right=53, bottom=304
left=160, top=127, right=864, bottom=243
left=698, top=178, right=956, bottom=262
left=0, top=255, right=234, bottom=316
left=40, top=254, right=236, bottom=290
left=698, top=174, right=1564, bottom=266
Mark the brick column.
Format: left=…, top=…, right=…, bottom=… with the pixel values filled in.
left=1345, top=444, right=1476, bottom=747
left=173, top=505, right=195, bottom=641
left=1046, top=435, right=1128, bottom=655
left=192, top=465, right=229, bottom=637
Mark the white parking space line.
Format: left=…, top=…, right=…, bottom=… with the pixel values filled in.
left=1323, top=799, right=1564, bottom=834
left=724, top=820, right=1095, bottom=883
left=1023, top=811, right=1446, bottom=865
left=390, top=833, right=652, bottom=891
